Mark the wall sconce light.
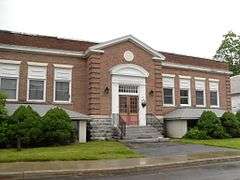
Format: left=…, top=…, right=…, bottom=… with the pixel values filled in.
left=149, top=90, right=154, bottom=96
left=104, top=87, right=110, bottom=94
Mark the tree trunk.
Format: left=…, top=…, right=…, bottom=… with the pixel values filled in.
left=17, top=137, right=21, bottom=151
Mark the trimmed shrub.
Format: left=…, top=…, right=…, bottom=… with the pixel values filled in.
left=0, top=93, right=10, bottom=147
left=0, top=92, right=7, bottom=107
left=184, top=128, right=211, bottom=140
left=221, top=112, right=240, bottom=137
left=10, top=106, right=42, bottom=147
left=40, top=107, right=75, bottom=145
left=197, top=111, right=228, bottom=139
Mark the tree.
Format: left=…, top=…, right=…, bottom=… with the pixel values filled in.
left=214, top=31, right=240, bottom=76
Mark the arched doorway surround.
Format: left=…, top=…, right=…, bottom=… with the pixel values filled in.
left=110, top=64, right=149, bottom=126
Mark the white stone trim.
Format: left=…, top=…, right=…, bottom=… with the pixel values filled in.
left=179, top=75, right=191, bottom=79
left=27, top=62, right=48, bottom=67
left=209, top=78, right=220, bottom=82
left=162, top=74, right=176, bottom=78
left=53, top=64, right=74, bottom=69
left=162, top=62, right=232, bottom=75
left=194, top=77, right=206, bottom=81
left=0, top=43, right=84, bottom=57
left=87, top=35, right=165, bottom=60
left=110, top=64, right=149, bottom=77
left=0, top=59, right=21, bottom=64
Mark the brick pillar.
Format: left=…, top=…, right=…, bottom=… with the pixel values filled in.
left=154, top=60, right=163, bottom=115
left=87, top=54, right=101, bottom=115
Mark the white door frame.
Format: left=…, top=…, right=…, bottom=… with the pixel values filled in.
left=110, top=64, right=149, bottom=126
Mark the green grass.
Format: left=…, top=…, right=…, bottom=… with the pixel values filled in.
left=0, top=141, right=141, bottom=163
left=178, top=138, right=240, bottom=149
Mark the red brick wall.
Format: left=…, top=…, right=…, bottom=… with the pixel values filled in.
left=0, top=50, right=89, bottom=114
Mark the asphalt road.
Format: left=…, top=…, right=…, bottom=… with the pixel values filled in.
left=38, top=161, right=240, bottom=180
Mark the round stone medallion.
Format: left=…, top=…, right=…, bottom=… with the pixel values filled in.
left=123, top=51, right=134, bottom=62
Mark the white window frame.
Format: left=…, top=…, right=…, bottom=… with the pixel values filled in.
left=209, top=79, right=220, bottom=108
left=53, top=64, right=73, bottom=104
left=162, top=74, right=175, bottom=107
left=27, top=63, right=47, bottom=102
left=179, top=76, right=191, bottom=107
left=0, top=60, right=21, bottom=101
left=195, top=77, right=206, bottom=107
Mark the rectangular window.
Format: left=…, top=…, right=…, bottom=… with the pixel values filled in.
left=209, top=80, right=219, bottom=107
left=55, top=81, right=70, bottom=101
left=196, top=90, right=204, bottom=105
left=163, top=88, right=173, bottom=105
left=195, top=79, right=206, bottom=107
left=29, top=80, right=44, bottom=100
left=180, top=77, right=191, bottom=106
left=210, top=91, right=218, bottom=106
left=27, top=64, right=47, bottom=101
left=162, top=75, right=175, bottom=106
left=119, top=85, right=138, bottom=93
left=180, top=89, right=189, bottom=105
left=54, top=66, right=72, bottom=103
left=0, top=62, right=20, bottom=101
left=0, top=78, right=17, bottom=100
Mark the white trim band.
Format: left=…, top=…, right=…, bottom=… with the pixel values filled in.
left=0, top=43, right=84, bottom=57
left=162, top=62, right=232, bottom=75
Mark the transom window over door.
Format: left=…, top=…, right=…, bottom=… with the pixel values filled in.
left=179, top=76, right=191, bottom=106
left=27, top=64, right=47, bottom=101
left=119, top=84, right=138, bottom=94
left=0, top=62, right=20, bottom=101
left=54, top=65, right=73, bottom=103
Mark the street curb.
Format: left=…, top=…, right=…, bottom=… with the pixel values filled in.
left=1, top=155, right=240, bottom=179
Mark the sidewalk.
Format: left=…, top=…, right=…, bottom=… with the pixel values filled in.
left=1, top=150, right=240, bottom=179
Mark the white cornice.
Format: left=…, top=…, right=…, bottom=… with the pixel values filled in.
left=0, top=59, right=21, bottom=64
left=0, top=43, right=84, bottom=58
left=162, top=62, right=232, bottom=75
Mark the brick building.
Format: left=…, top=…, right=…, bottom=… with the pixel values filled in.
left=0, top=30, right=232, bottom=140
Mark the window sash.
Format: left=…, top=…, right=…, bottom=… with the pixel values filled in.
left=210, top=91, right=218, bottom=106
left=163, top=88, right=174, bottom=105
left=196, top=90, right=204, bottom=106
left=55, top=81, right=70, bottom=102
left=0, top=77, right=17, bottom=100
left=28, top=79, right=45, bottom=100
left=180, top=89, right=189, bottom=105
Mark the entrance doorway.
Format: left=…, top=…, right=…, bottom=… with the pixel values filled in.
left=119, top=95, right=138, bottom=126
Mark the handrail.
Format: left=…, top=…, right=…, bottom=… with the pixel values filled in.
left=118, top=115, right=126, bottom=139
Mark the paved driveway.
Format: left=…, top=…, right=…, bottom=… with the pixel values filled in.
left=125, top=141, right=238, bottom=157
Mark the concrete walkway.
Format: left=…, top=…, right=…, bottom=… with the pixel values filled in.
left=1, top=150, right=240, bottom=179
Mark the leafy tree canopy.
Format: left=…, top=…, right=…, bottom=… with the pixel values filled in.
left=215, top=31, right=240, bottom=76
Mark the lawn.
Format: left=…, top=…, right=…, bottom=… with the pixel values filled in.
left=0, top=141, right=141, bottom=163
left=178, top=138, right=240, bottom=149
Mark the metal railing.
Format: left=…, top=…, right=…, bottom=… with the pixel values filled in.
left=118, top=115, right=126, bottom=139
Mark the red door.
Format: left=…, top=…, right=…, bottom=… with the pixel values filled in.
left=119, top=95, right=138, bottom=126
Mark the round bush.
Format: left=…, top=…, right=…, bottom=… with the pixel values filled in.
left=184, top=128, right=210, bottom=140
left=197, top=111, right=228, bottom=139
left=221, top=112, right=240, bottom=137
left=40, top=107, right=75, bottom=145
left=10, top=105, right=42, bottom=147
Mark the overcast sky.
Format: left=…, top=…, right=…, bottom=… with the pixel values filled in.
left=0, top=0, right=239, bottom=59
